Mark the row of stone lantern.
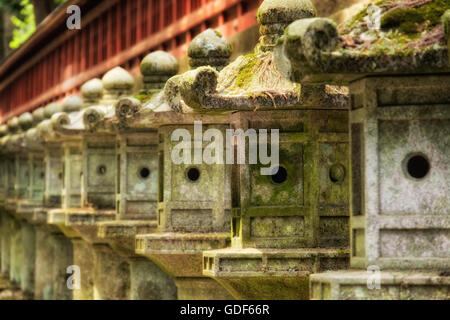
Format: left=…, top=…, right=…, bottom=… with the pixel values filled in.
left=0, top=0, right=448, bottom=300
left=0, top=0, right=350, bottom=301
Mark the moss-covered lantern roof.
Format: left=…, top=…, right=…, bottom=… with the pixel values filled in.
left=274, top=0, right=450, bottom=84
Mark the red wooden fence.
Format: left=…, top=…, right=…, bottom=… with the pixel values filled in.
left=0, top=0, right=262, bottom=122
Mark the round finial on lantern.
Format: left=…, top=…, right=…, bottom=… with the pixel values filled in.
left=188, top=29, right=233, bottom=71
left=32, top=107, right=45, bottom=125
left=102, top=67, right=135, bottom=103
left=61, top=95, right=83, bottom=113
left=81, top=78, right=103, bottom=106
left=44, top=102, right=63, bottom=119
left=140, top=51, right=179, bottom=90
left=257, top=0, right=316, bottom=52
left=18, top=112, right=34, bottom=131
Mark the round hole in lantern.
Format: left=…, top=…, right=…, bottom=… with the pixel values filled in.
left=404, top=153, right=430, bottom=180
left=97, top=165, right=107, bottom=176
left=271, top=166, right=288, bottom=184
left=329, top=163, right=346, bottom=184
left=186, top=167, right=201, bottom=182
left=138, top=167, right=151, bottom=179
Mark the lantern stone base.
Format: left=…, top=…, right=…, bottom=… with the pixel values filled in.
left=15, top=201, right=42, bottom=223
left=49, top=209, right=129, bottom=300
left=136, top=232, right=234, bottom=300
left=64, top=209, right=116, bottom=244
left=92, top=243, right=130, bottom=300
left=19, top=222, right=35, bottom=299
left=98, top=220, right=177, bottom=300
left=4, top=200, right=17, bottom=215
left=9, top=217, right=22, bottom=285
left=203, top=248, right=349, bottom=300
left=98, top=220, right=157, bottom=257
left=310, top=270, right=450, bottom=300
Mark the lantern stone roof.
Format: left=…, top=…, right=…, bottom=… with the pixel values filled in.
left=274, top=1, right=450, bottom=84
left=52, top=70, right=130, bottom=136
left=188, top=29, right=233, bottom=71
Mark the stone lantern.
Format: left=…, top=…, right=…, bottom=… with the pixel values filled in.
left=48, top=69, right=135, bottom=300
left=130, top=30, right=234, bottom=300
left=3, top=114, right=33, bottom=288
left=98, top=51, right=180, bottom=300
left=13, top=111, right=46, bottom=299
left=32, top=101, right=77, bottom=300
left=274, top=4, right=450, bottom=299
left=160, top=0, right=352, bottom=300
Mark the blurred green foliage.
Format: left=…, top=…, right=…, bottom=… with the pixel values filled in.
left=0, top=0, right=68, bottom=49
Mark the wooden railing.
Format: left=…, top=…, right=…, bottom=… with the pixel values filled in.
left=0, top=0, right=262, bottom=121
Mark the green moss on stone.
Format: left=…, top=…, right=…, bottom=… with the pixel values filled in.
left=381, top=0, right=450, bottom=34
left=232, top=54, right=259, bottom=90
left=134, top=90, right=156, bottom=103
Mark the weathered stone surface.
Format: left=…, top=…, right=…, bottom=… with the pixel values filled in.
left=129, top=257, right=177, bottom=300
left=311, top=271, right=450, bottom=300
left=204, top=248, right=349, bottom=300
left=283, top=1, right=450, bottom=300
left=34, top=226, right=56, bottom=300
left=20, top=222, right=35, bottom=299
left=274, top=1, right=450, bottom=84
left=71, top=238, right=94, bottom=300
left=93, top=244, right=130, bottom=300
left=49, top=233, right=73, bottom=300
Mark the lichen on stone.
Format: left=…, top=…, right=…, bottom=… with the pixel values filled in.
left=217, top=51, right=300, bottom=97
left=339, top=0, right=450, bottom=55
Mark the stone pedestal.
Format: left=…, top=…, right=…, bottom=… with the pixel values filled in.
left=14, top=201, right=42, bottom=299
left=129, top=257, right=177, bottom=300
left=49, top=232, right=73, bottom=300
left=92, top=244, right=130, bottom=300
left=70, top=238, right=95, bottom=300
left=98, top=221, right=177, bottom=300
left=310, top=271, right=450, bottom=300
left=20, top=222, right=36, bottom=299
left=136, top=232, right=234, bottom=300
left=9, top=217, right=22, bottom=285
left=34, top=225, right=56, bottom=300
left=204, top=248, right=349, bottom=300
